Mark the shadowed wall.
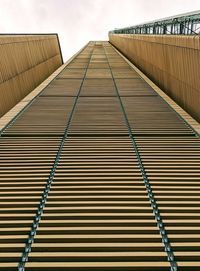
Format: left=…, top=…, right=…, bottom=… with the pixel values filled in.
left=0, top=34, right=63, bottom=117
left=109, top=34, right=200, bottom=122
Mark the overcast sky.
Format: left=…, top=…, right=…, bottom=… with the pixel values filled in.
left=0, top=0, right=199, bottom=61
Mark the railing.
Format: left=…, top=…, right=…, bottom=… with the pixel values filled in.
left=110, top=10, right=200, bottom=35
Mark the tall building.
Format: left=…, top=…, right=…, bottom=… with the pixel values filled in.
left=0, top=39, right=200, bottom=271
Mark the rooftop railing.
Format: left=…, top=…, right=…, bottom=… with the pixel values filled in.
left=110, top=10, right=200, bottom=35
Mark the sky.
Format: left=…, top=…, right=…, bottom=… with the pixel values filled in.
left=0, top=0, right=199, bottom=61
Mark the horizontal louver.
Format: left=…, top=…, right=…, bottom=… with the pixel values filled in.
left=0, top=41, right=199, bottom=271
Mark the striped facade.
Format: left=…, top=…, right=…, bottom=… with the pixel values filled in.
left=0, top=34, right=63, bottom=118
left=109, top=34, right=200, bottom=123
left=0, top=41, right=200, bottom=271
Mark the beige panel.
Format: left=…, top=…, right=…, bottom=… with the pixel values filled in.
left=0, top=34, right=62, bottom=117
left=109, top=34, right=200, bottom=122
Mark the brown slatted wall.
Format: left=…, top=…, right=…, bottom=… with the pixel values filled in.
left=135, top=136, right=200, bottom=270
left=0, top=137, right=61, bottom=270
left=0, top=42, right=94, bottom=270
left=68, top=97, right=128, bottom=135
left=4, top=97, right=75, bottom=135
left=28, top=137, right=168, bottom=271
left=120, top=96, right=193, bottom=135
left=0, top=35, right=63, bottom=118
left=0, top=41, right=199, bottom=271
left=109, top=34, right=200, bottom=122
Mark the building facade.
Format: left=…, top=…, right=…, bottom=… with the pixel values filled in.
left=109, top=34, right=200, bottom=123
left=0, top=34, right=63, bottom=117
left=0, top=41, right=200, bottom=271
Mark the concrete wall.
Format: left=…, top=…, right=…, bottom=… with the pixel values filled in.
left=109, top=34, right=200, bottom=122
left=0, top=34, right=63, bottom=117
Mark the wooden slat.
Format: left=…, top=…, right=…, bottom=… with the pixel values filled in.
left=68, top=98, right=128, bottom=135
left=29, top=136, right=166, bottom=270
left=4, top=97, right=75, bottom=135
left=136, top=136, right=200, bottom=267
left=0, top=40, right=199, bottom=270
left=109, top=34, right=200, bottom=122
left=0, top=137, right=61, bottom=266
left=0, top=34, right=62, bottom=117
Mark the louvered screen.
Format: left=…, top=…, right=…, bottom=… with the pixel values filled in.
left=135, top=136, right=200, bottom=270
left=0, top=41, right=199, bottom=271
left=4, top=97, right=75, bottom=136
left=0, top=137, right=61, bottom=270
left=28, top=136, right=168, bottom=270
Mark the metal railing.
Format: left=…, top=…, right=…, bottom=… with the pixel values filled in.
left=110, top=10, right=200, bottom=35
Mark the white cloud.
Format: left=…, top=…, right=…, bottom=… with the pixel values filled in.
left=0, top=0, right=199, bottom=61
